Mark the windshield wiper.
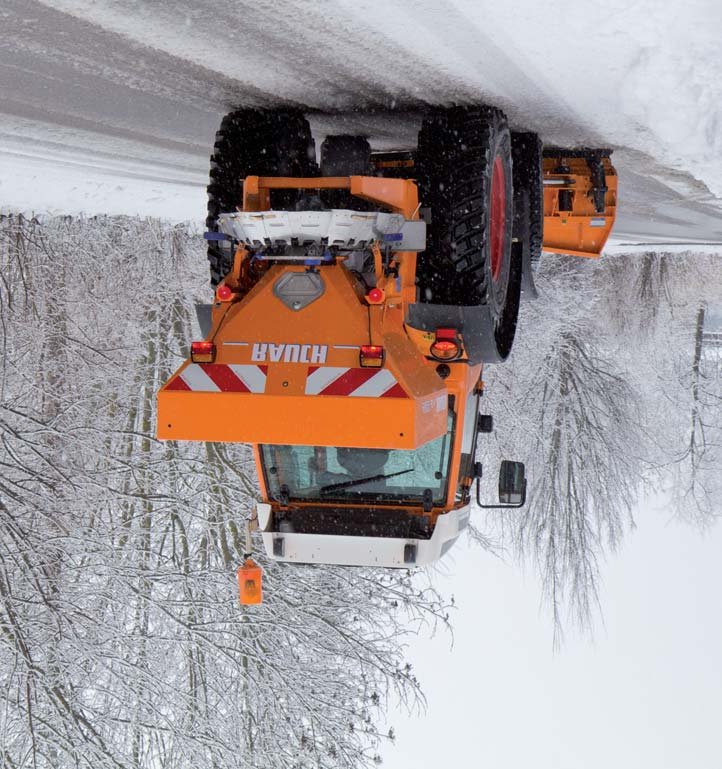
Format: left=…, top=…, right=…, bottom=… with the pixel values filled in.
left=320, top=468, right=413, bottom=494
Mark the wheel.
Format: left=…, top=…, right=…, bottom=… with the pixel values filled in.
left=511, top=131, right=543, bottom=268
left=416, top=106, right=516, bottom=357
left=319, top=135, right=372, bottom=209
left=205, top=108, right=318, bottom=285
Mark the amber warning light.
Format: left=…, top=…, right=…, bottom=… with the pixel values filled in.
left=360, top=345, right=385, bottom=368
left=430, top=328, right=461, bottom=361
left=191, top=341, right=215, bottom=363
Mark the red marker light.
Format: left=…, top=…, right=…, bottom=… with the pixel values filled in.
left=366, top=287, right=384, bottom=304
left=430, top=328, right=461, bottom=361
left=360, top=345, right=385, bottom=368
left=191, top=341, right=216, bottom=363
left=217, top=284, right=233, bottom=301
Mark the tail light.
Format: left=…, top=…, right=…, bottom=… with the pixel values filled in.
left=237, top=559, right=262, bottom=605
left=430, top=328, right=461, bottom=361
left=366, top=287, right=385, bottom=304
left=216, top=284, right=233, bottom=301
left=191, top=341, right=215, bottom=363
left=360, top=345, right=385, bottom=368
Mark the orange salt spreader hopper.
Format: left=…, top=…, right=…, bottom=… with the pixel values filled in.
left=157, top=176, right=448, bottom=451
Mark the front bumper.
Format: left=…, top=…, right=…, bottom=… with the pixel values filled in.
left=257, top=503, right=470, bottom=568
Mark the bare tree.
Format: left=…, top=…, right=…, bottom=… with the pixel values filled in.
left=481, top=256, right=646, bottom=642
left=0, top=214, right=450, bottom=769
left=667, top=300, right=722, bottom=525
left=611, top=251, right=722, bottom=526
left=477, top=250, right=722, bottom=640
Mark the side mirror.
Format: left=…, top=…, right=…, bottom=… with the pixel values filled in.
left=478, top=414, right=493, bottom=433
left=498, top=461, right=526, bottom=505
left=475, top=460, right=527, bottom=509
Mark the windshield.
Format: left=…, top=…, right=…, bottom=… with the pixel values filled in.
left=260, top=411, right=454, bottom=505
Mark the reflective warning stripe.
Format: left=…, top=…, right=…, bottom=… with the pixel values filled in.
left=166, top=364, right=267, bottom=393
left=228, top=364, right=268, bottom=393
left=166, top=363, right=405, bottom=398
left=305, top=367, right=408, bottom=398
left=347, top=368, right=396, bottom=397
left=305, top=366, right=350, bottom=395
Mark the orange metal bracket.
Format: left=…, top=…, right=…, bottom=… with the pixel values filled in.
left=242, top=175, right=419, bottom=218
left=542, top=156, right=617, bottom=258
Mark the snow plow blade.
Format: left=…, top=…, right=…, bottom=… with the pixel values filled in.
left=542, top=149, right=617, bottom=258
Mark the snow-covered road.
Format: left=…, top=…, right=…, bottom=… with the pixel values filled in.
left=2, top=0, right=722, bottom=241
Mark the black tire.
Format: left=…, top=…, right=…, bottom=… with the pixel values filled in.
left=511, top=131, right=543, bottom=268
left=205, top=108, right=318, bottom=285
left=320, top=135, right=372, bottom=176
left=416, top=106, right=516, bottom=352
left=320, top=135, right=372, bottom=209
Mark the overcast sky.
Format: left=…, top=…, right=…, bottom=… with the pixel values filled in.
left=386, top=495, right=722, bottom=769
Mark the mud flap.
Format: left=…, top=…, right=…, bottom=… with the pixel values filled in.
left=406, top=303, right=501, bottom=365
left=513, top=187, right=538, bottom=300
left=520, top=238, right=539, bottom=299
left=407, top=243, right=524, bottom=365
left=195, top=303, right=213, bottom=338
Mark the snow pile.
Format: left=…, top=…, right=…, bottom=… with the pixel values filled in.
left=1, top=0, right=721, bottom=227
left=450, top=0, right=722, bottom=198
left=0, top=115, right=206, bottom=221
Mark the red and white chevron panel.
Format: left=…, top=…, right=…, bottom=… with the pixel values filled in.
left=166, top=364, right=268, bottom=393
left=305, top=366, right=407, bottom=398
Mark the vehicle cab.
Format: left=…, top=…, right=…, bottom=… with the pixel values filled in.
left=253, top=367, right=485, bottom=567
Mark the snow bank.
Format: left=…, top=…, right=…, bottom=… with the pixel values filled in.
left=452, top=0, right=722, bottom=198
left=1, top=0, right=721, bottom=228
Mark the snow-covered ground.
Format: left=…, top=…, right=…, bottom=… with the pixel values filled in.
left=386, top=497, right=722, bottom=769
left=2, top=0, right=722, bottom=241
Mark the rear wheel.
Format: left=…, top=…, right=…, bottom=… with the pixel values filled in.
left=206, top=108, right=317, bottom=285
left=417, top=106, right=517, bottom=358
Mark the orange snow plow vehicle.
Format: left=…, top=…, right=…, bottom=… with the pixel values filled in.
left=157, top=107, right=616, bottom=589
